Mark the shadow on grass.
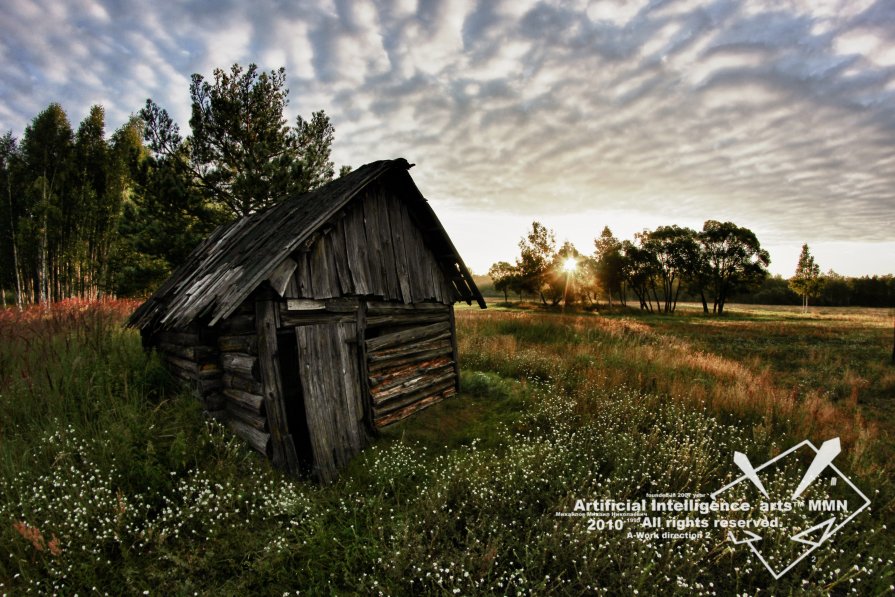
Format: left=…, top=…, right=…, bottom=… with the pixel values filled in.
left=376, top=370, right=526, bottom=454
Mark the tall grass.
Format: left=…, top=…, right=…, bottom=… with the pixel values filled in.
left=455, top=309, right=884, bottom=474
left=0, top=302, right=892, bottom=594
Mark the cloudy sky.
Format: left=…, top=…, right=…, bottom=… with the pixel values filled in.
left=2, top=0, right=894, bottom=276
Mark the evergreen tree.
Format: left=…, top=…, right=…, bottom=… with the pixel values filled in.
left=295, top=110, right=335, bottom=193
left=143, top=63, right=336, bottom=219
left=113, top=138, right=226, bottom=297
left=789, top=243, right=823, bottom=312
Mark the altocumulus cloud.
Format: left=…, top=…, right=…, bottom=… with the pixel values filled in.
left=1, top=0, right=893, bottom=271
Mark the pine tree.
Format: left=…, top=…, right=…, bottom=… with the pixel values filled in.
left=789, top=243, right=823, bottom=313
left=142, top=63, right=337, bottom=219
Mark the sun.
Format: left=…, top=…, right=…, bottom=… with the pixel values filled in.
left=562, top=256, right=578, bottom=273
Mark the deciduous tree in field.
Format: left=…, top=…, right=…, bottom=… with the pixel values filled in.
left=640, top=225, right=700, bottom=314
left=516, top=221, right=557, bottom=305
left=594, top=226, right=625, bottom=307
left=789, top=243, right=823, bottom=313
left=544, top=241, right=589, bottom=307
left=488, top=261, right=518, bottom=303
left=621, top=237, right=659, bottom=312
left=698, top=220, right=770, bottom=315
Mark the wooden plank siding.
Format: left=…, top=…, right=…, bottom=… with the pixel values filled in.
left=295, top=322, right=368, bottom=483
left=279, top=187, right=455, bottom=306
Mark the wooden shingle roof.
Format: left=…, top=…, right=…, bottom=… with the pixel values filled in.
left=128, top=158, right=484, bottom=332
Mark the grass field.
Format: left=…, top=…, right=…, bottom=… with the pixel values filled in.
left=0, top=300, right=892, bottom=594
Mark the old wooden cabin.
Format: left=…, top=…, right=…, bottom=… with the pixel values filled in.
left=128, top=158, right=485, bottom=481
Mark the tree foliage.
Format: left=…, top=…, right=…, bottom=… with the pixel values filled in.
left=640, top=225, right=700, bottom=314
left=490, top=227, right=596, bottom=309
left=594, top=226, right=625, bottom=307
left=20, top=103, right=73, bottom=304
left=621, top=237, right=659, bottom=312
left=143, top=63, right=337, bottom=219
left=0, top=132, right=23, bottom=307
left=489, top=219, right=773, bottom=315
left=546, top=241, right=597, bottom=308
left=789, top=243, right=823, bottom=312
left=696, top=221, right=770, bottom=315
left=294, top=110, right=335, bottom=194
left=0, top=104, right=148, bottom=305
left=515, top=221, right=556, bottom=305
left=0, top=63, right=344, bottom=304
left=487, top=261, right=518, bottom=303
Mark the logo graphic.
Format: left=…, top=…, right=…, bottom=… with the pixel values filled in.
left=711, top=437, right=870, bottom=579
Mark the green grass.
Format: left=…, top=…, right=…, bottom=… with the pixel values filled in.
left=1, top=301, right=892, bottom=594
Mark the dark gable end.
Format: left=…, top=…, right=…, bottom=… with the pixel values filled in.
left=128, top=158, right=484, bottom=333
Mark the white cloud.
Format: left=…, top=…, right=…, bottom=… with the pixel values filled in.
left=586, top=0, right=650, bottom=27
left=201, top=24, right=252, bottom=74
left=836, top=29, right=895, bottom=67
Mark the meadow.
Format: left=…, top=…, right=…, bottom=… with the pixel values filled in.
left=0, top=299, right=892, bottom=595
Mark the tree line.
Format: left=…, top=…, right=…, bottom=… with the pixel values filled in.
left=0, top=64, right=341, bottom=307
left=490, top=226, right=893, bottom=312
left=724, top=244, right=893, bottom=310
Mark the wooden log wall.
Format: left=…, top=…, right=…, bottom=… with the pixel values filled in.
left=155, top=322, right=223, bottom=411
left=217, top=299, right=271, bottom=457
left=284, top=186, right=456, bottom=305
left=364, top=302, right=458, bottom=427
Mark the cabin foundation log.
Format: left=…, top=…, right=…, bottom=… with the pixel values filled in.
left=227, top=418, right=271, bottom=456
left=222, top=388, right=265, bottom=414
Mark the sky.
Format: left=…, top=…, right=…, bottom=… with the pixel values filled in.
left=1, top=0, right=894, bottom=277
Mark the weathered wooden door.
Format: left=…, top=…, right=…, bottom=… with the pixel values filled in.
left=294, top=322, right=367, bottom=482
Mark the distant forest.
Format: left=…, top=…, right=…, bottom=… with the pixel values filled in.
left=487, top=222, right=894, bottom=312
left=0, top=64, right=339, bottom=308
